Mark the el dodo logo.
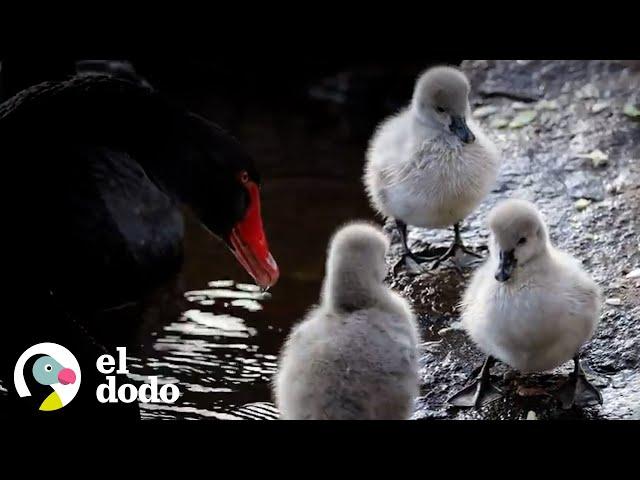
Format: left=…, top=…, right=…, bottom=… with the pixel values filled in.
left=14, top=343, right=81, bottom=411
left=14, top=344, right=179, bottom=412
left=96, top=347, right=180, bottom=404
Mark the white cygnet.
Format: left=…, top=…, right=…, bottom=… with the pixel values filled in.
left=273, top=221, right=420, bottom=420
left=449, top=199, right=602, bottom=409
left=364, top=65, right=500, bottom=269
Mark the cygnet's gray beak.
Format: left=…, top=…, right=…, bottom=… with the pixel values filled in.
left=450, top=116, right=475, bottom=144
left=495, top=250, right=516, bottom=282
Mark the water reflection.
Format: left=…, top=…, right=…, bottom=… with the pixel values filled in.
left=171, top=311, right=257, bottom=338
left=126, top=279, right=282, bottom=419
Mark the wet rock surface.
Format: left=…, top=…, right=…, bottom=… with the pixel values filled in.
left=386, top=60, right=640, bottom=420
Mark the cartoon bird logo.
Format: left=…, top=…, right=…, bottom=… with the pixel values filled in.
left=14, top=343, right=81, bottom=411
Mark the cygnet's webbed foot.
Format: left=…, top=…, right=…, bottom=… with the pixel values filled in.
left=392, top=219, right=439, bottom=274
left=393, top=250, right=439, bottom=275
left=447, top=356, right=503, bottom=409
left=430, top=222, right=483, bottom=269
left=555, top=356, right=603, bottom=409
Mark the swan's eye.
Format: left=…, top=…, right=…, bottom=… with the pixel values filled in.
left=436, top=106, right=445, bottom=113
left=518, top=237, right=527, bottom=245
left=238, top=171, right=249, bottom=184
left=45, top=364, right=52, bottom=372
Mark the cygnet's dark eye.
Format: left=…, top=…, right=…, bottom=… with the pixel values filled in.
left=518, top=237, right=527, bottom=245
left=436, top=106, right=445, bottom=113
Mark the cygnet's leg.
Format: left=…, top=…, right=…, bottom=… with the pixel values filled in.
left=393, top=219, right=436, bottom=272
left=430, top=222, right=483, bottom=269
left=447, top=356, right=503, bottom=409
left=554, top=355, right=603, bottom=409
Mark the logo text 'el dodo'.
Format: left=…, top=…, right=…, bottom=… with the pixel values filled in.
left=96, top=347, right=180, bottom=404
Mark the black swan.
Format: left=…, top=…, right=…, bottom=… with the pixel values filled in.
left=1, top=73, right=279, bottom=305
left=0, top=72, right=279, bottom=420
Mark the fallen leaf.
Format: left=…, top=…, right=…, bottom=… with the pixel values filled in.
left=536, top=99, right=559, bottom=110
left=591, top=101, right=609, bottom=114
left=623, top=103, right=640, bottom=118
left=512, top=101, right=531, bottom=111
left=473, top=105, right=499, bottom=118
left=490, top=117, right=509, bottom=129
left=574, top=198, right=592, bottom=210
left=625, top=269, right=640, bottom=279
left=577, top=149, right=609, bottom=167
left=509, top=110, right=537, bottom=128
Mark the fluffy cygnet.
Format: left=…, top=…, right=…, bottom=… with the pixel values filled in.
left=449, top=199, right=602, bottom=409
left=364, top=65, right=500, bottom=269
left=273, top=222, right=420, bottom=420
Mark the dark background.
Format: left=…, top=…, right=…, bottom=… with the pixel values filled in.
left=0, top=57, right=461, bottom=142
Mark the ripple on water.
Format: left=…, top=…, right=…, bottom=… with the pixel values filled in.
left=127, top=279, right=280, bottom=420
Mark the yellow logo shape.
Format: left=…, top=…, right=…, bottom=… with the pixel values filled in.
left=40, top=391, right=65, bottom=411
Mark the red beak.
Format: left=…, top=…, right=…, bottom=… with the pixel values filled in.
left=228, top=180, right=279, bottom=289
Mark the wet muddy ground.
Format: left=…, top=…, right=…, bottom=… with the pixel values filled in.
left=392, top=60, right=639, bottom=420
